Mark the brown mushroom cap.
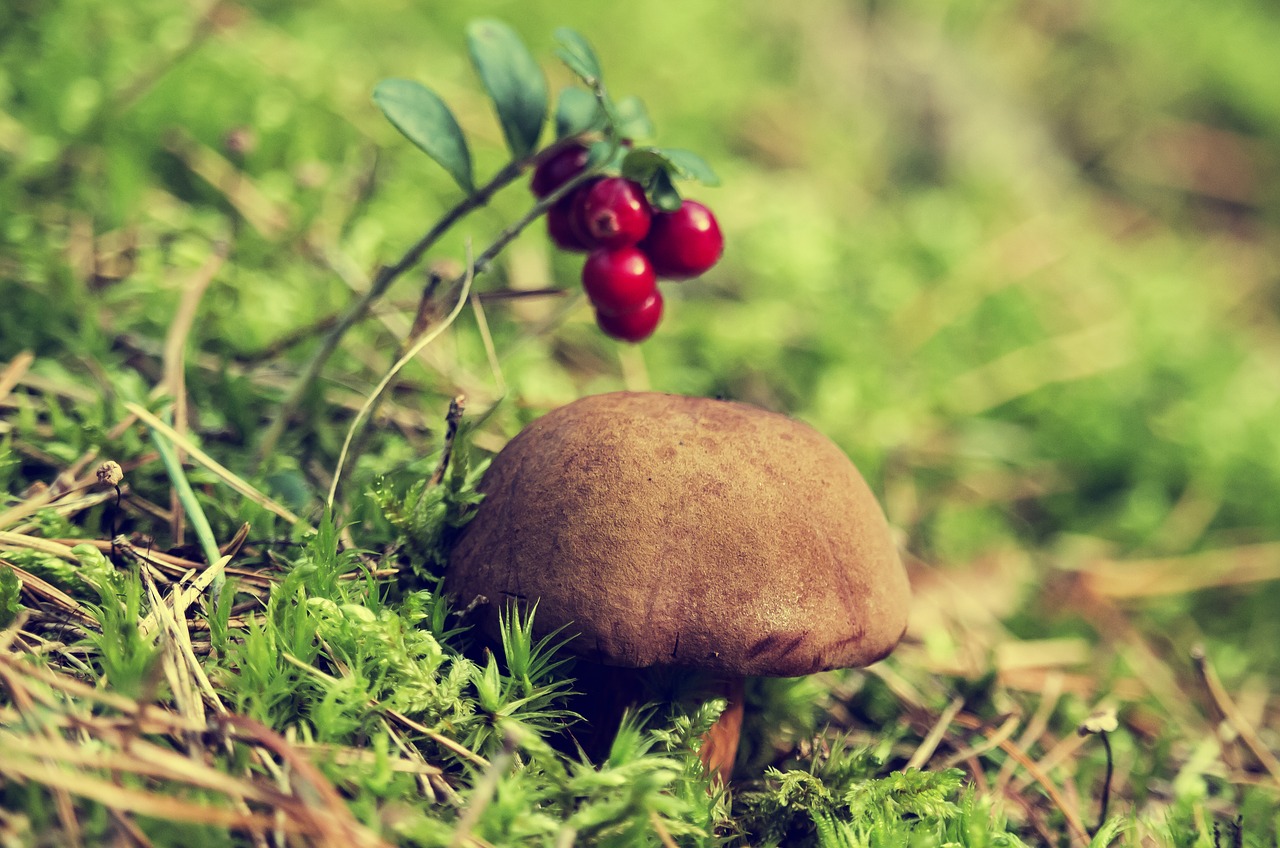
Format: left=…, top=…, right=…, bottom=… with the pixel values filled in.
left=446, top=392, right=910, bottom=678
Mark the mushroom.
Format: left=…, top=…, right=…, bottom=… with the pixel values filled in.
left=446, top=391, right=910, bottom=780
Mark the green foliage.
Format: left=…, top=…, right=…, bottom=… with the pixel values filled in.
left=465, top=605, right=576, bottom=755
left=80, top=566, right=160, bottom=700
left=555, top=86, right=606, bottom=138
left=467, top=19, right=548, bottom=158
left=1088, top=817, right=1129, bottom=847
left=553, top=26, right=602, bottom=85
left=844, top=768, right=965, bottom=823
left=0, top=564, right=21, bottom=627
left=374, top=19, right=716, bottom=219
left=307, top=592, right=473, bottom=724
left=373, top=79, right=475, bottom=193
left=369, top=436, right=487, bottom=580
left=736, top=759, right=1020, bottom=847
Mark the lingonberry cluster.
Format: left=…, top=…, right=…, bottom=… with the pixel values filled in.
left=532, top=142, right=724, bottom=343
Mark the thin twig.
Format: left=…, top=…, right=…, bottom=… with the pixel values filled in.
left=469, top=291, right=506, bottom=397
left=0, top=662, right=84, bottom=847
left=649, top=809, right=680, bottom=848
left=952, top=712, right=1091, bottom=846
left=906, top=697, right=964, bottom=770
left=939, top=710, right=1022, bottom=770
left=995, top=670, right=1063, bottom=794
left=124, top=402, right=303, bottom=527
left=1191, top=644, right=1280, bottom=786
left=385, top=709, right=490, bottom=769
left=428, top=396, right=467, bottom=489
left=326, top=249, right=475, bottom=511
left=256, top=147, right=565, bottom=463
left=0, top=350, right=35, bottom=403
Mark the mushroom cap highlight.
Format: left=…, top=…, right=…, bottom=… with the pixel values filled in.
left=446, top=392, right=910, bottom=677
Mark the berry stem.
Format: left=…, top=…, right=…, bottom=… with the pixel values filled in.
left=256, top=139, right=596, bottom=465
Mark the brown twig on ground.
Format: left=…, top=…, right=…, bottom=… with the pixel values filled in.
left=1192, top=644, right=1280, bottom=787
left=428, top=396, right=468, bottom=488
left=0, top=630, right=396, bottom=847
left=0, top=351, right=35, bottom=403
left=905, top=696, right=965, bottom=770
left=950, top=712, right=1092, bottom=846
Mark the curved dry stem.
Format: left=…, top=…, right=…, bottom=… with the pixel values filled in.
left=326, top=248, right=475, bottom=513
left=256, top=136, right=594, bottom=465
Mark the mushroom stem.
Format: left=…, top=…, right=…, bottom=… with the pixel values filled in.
left=698, top=676, right=745, bottom=784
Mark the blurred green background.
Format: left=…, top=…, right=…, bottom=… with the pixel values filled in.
left=3, top=0, right=1280, bottom=678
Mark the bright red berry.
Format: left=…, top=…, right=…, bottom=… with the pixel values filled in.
left=582, top=246, right=657, bottom=316
left=579, top=177, right=651, bottom=248
left=531, top=142, right=590, bottom=198
left=641, top=200, right=723, bottom=279
left=596, top=291, right=664, bottom=343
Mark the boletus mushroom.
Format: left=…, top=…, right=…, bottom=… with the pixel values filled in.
left=446, top=391, right=910, bottom=781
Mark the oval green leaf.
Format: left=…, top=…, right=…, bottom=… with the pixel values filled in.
left=554, top=87, right=604, bottom=139
left=647, top=168, right=682, bottom=212
left=620, top=149, right=683, bottom=211
left=622, top=146, right=720, bottom=187
left=614, top=95, right=655, bottom=142
left=653, top=147, right=720, bottom=186
left=466, top=19, right=547, bottom=158
left=553, top=27, right=602, bottom=85
left=373, top=78, right=474, bottom=193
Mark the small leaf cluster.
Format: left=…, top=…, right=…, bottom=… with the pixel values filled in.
left=368, top=434, right=487, bottom=581
left=373, top=20, right=717, bottom=213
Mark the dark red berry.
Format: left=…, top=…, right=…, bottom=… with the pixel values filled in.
left=547, top=196, right=591, bottom=251
left=545, top=177, right=604, bottom=253
left=580, top=177, right=651, bottom=248
left=567, top=177, right=603, bottom=248
left=582, top=246, right=657, bottom=317
left=596, top=291, right=664, bottom=343
left=531, top=142, right=590, bottom=198
left=641, top=200, right=723, bottom=279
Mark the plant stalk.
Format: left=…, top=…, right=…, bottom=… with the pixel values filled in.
left=255, top=141, right=585, bottom=466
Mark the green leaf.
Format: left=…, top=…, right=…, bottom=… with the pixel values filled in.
left=657, top=147, right=720, bottom=185
left=586, top=139, right=624, bottom=171
left=619, top=148, right=664, bottom=183
left=554, top=87, right=604, bottom=139
left=613, top=95, right=654, bottom=142
left=553, top=27, right=602, bottom=85
left=466, top=19, right=547, bottom=158
left=1089, top=817, right=1128, bottom=847
left=648, top=168, right=682, bottom=212
left=373, top=79, right=474, bottom=193
left=620, top=148, right=685, bottom=210
left=622, top=146, right=720, bottom=188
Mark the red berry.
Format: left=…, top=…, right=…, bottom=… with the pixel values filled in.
left=567, top=177, right=604, bottom=247
left=579, top=177, right=651, bottom=248
left=641, top=200, right=723, bottom=279
left=582, top=246, right=657, bottom=316
left=531, top=142, right=590, bottom=198
left=547, top=196, right=591, bottom=251
left=545, top=177, right=604, bottom=252
left=596, top=291, right=664, bottom=343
